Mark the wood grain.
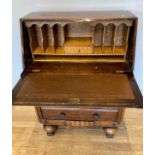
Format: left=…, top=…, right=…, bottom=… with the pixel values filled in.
left=40, top=106, right=119, bottom=121
left=13, top=73, right=138, bottom=107
left=13, top=106, right=143, bottom=155
left=21, top=11, right=136, bottom=63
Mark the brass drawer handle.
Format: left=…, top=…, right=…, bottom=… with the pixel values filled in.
left=59, top=112, right=66, bottom=119
left=93, top=113, right=100, bottom=120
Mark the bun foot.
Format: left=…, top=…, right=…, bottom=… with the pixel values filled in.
left=103, top=127, right=117, bottom=138
left=43, top=125, right=58, bottom=136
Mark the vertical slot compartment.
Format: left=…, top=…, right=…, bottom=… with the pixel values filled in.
left=42, top=24, right=55, bottom=54
left=114, top=24, right=130, bottom=54
left=53, top=24, right=65, bottom=54
left=103, top=24, right=115, bottom=54
left=28, top=24, right=44, bottom=54
left=93, top=24, right=103, bottom=54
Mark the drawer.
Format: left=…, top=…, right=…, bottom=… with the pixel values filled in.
left=40, top=107, right=119, bottom=121
left=64, top=47, right=93, bottom=54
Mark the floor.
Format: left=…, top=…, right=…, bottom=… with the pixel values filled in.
left=13, top=107, right=143, bottom=155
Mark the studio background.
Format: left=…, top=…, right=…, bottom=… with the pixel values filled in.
left=12, top=0, right=143, bottom=92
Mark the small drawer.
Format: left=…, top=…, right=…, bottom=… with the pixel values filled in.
left=64, top=47, right=93, bottom=54
left=40, top=107, right=119, bottom=121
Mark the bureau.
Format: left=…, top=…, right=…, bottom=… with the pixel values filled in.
left=12, top=11, right=143, bottom=138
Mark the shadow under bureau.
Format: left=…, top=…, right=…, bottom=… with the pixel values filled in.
left=12, top=11, right=143, bottom=138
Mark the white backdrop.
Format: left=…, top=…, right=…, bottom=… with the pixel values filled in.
left=12, top=0, right=143, bottom=92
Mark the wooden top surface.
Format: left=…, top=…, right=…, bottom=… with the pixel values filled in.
left=21, top=11, right=136, bottom=21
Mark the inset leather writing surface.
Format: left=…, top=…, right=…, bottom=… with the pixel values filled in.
left=16, top=73, right=134, bottom=99
left=13, top=72, right=142, bottom=107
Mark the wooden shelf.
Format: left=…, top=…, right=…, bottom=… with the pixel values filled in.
left=33, top=55, right=126, bottom=63
left=33, top=46, right=126, bottom=56
left=33, top=47, right=44, bottom=54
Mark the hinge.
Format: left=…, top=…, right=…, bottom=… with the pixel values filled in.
left=31, top=69, right=40, bottom=73
left=21, top=69, right=41, bottom=77
left=115, top=70, right=128, bottom=74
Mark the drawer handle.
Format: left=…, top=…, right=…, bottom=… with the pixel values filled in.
left=93, top=113, right=100, bottom=120
left=59, top=112, right=66, bottom=119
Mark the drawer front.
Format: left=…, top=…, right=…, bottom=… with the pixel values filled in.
left=64, top=47, right=93, bottom=54
left=40, top=107, right=119, bottom=121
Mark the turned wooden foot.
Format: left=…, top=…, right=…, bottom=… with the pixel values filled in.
left=103, top=127, right=117, bottom=138
left=43, top=125, right=58, bottom=136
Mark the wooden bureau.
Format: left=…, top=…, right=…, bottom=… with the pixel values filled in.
left=12, top=11, right=143, bottom=138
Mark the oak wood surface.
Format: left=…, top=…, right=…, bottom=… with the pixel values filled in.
left=20, top=11, right=137, bottom=67
left=21, top=11, right=137, bottom=20
left=40, top=106, right=119, bottom=121
left=25, top=21, right=132, bottom=60
left=13, top=73, right=142, bottom=107
left=12, top=12, right=142, bottom=147
left=19, top=11, right=138, bottom=71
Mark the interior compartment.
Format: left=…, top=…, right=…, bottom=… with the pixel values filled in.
left=42, top=24, right=55, bottom=54
left=63, top=23, right=93, bottom=54
left=25, top=21, right=132, bottom=62
left=102, top=24, right=115, bottom=54
left=114, top=24, right=130, bottom=54
left=28, top=24, right=44, bottom=54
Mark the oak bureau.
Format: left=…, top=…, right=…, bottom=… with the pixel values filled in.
left=13, top=11, right=143, bottom=138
